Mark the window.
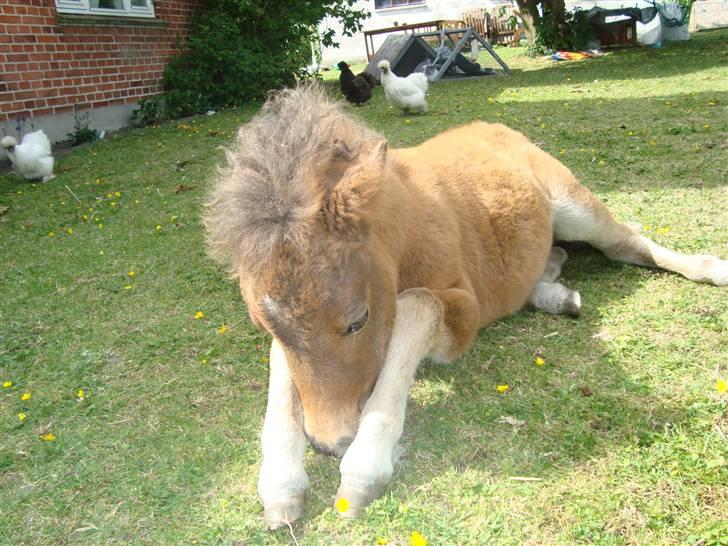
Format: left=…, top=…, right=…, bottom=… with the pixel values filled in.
left=374, top=0, right=425, bottom=9
left=55, top=0, right=155, bottom=18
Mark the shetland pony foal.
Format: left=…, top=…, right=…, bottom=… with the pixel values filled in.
left=205, top=85, right=727, bottom=529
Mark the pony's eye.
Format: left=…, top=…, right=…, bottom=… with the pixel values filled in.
left=344, top=308, right=369, bottom=336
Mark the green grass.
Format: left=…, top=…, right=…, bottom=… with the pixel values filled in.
left=1, top=31, right=727, bottom=546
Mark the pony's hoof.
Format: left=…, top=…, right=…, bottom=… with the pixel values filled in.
left=263, top=495, right=306, bottom=530
left=563, top=290, right=581, bottom=317
left=335, top=480, right=384, bottom=519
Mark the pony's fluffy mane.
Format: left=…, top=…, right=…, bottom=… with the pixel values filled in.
left=204, top=84, right=380, bottom=278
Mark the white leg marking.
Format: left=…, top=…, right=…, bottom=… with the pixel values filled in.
left=336, top=288, right=442, bottom=517
left=258, top=339, right=309, bottom=529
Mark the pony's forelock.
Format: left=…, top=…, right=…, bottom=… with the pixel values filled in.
left=204, top=83, right=380, bottom=279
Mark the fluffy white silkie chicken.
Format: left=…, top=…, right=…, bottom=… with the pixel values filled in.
left=1, top=130, right=55, bottom=182
left=377, top=60, right=429, bottom=114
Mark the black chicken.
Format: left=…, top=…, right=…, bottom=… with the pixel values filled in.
left=337, top=61, right=376, bottom=106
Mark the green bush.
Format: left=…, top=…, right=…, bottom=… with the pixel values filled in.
left=131, top=96, right=164, bottom=127
left=163, top=0, right=368, bottom=118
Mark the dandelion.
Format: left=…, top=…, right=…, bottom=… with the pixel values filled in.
left=377, top=538, right=389, bottom=545
left=40, top=432, right=57, bottom=442
left=704, top=124, right=710, bottom=129
left=96, top=178, right=101, bottom=184
left=335, top=497, right=350, bottom=513
left=21, top=392, right=31, bottom=401
left=66, top=227, right=73, bottom=235
left=261, top=357, right=270, bottom=364
left=128, top=271, right=136, bottom=277
left=2, top=380, right=12, bottom=388
left=717, top=379, right=727, bottom=394
left=656, top=227, right=671, bottom=236
left=156, top=224, right=162, bottom=231
left=200, top=358, right=208, bottom=365
left=124, top=285, right=132, bottom=290
left=82, top=214, right=88, bottom=221
left=218, top=324, right=229, bottom=335
left=106, top=193, right=113, bottom=198
left=496, top=384, right=510, bottom=393
left=77, top=388, right=85, bottom=400
left=194, top=311, right=204, bottom=320
left=98, top=224, right=104, bottom=229
left=534, top=356, right=545, bottom=366
left=114, top=191, right=121, bottom=197
left=410, top=531, right=427, bottom=546
left=48, top=231, right=56, bottom=237
left=18, top=412, right=27, bottom=422
left=598, top=160, right=605, bottom=166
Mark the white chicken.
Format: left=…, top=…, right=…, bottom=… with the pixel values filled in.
left=1, top=130, right=55, bottom=182
left=377, top=60, right=429, bottom=114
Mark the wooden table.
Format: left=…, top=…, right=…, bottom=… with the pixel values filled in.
left=363, top=19, right=463, bottom=60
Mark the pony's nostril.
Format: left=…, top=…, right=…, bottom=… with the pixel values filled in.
left=336, top=436, right=354, bottom=453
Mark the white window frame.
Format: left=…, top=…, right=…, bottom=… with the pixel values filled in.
left=55, top=0, right=156, bottom=19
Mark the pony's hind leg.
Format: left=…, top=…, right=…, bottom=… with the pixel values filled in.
left=529, top=247, right=582, bottom=316
left=551, top=184, right=728, bottom=286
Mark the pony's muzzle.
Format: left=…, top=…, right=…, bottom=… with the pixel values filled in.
left=306, top=431, right=354, bottom=457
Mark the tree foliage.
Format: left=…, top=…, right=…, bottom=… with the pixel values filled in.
left=163, top=0, right=369, bottom=117
left=514, top=0, right=593, bottom=54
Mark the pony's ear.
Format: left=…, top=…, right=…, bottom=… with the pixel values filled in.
left=321, top=140, right=387, bottom=240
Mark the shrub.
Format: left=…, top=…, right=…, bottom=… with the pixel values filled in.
left=163, top=0, right=368, bottom=118
left=131, top=96, right=165, bottom=127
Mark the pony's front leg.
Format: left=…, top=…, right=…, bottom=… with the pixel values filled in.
left=335, top=286, right=478, bottom=518
left=258, top=339, right=310, bottom=530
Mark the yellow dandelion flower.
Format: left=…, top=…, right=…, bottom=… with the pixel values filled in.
left=40, top=433, right=57, bottom=442
left=200, top=358, right=208, bottom=365
left=66, top=227, right=73, bottom=235
left=218, top=324, right=229, bottom=335
left=96, top=178, right=101, bottom=184
left=115, top=191, right=121, bottom=197
left=135, top=199, right=141, bottom=204
left=598, top=160, right=605, bottom=166
left=377, top=538, right=389, bottom=545
left=106, top=193, right=113, bottom=198
left=77, top=388, right=85, bottom=400
left=717, top=379, right=727, bottom=394
left=48, top=231, right=56, bottom=237
left=124, top=285, right=132, bottom=290
left=534, top=356, right=545, bottom=366
left=110, top=201, right=117, bottom=207
left=261, top=357, right=270, bottom=364
left=21, top=392, right=31, bottom=401
left=704, top=124, right=710, bottom=129
left=2, top=380, right=12, bottom=388
left=98, top=224, right=104, bottom=229
left=335, top=497, right=350, bottom=513
left=194, top=311, right=204, bottom=320
left=82, top=214, right=88, bottom=221
left=496, top=384, right=510, bottom=393
left=128, top=271, right=135, bottom=277
left=18, top=412, right=27, bottom=422
left=155, top=224, right=162, bottom=230
left=410, top=531, right=427, bottom=546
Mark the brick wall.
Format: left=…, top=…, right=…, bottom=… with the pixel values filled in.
left=0, top=0, right=203, bottom=126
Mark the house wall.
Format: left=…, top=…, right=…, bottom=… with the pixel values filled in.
left=318, top=0, right=501, bottom=66
left=0, top=0, right=203, bottom=143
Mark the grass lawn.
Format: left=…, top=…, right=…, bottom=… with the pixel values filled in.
left=1, top=30, right=727, bottom=546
